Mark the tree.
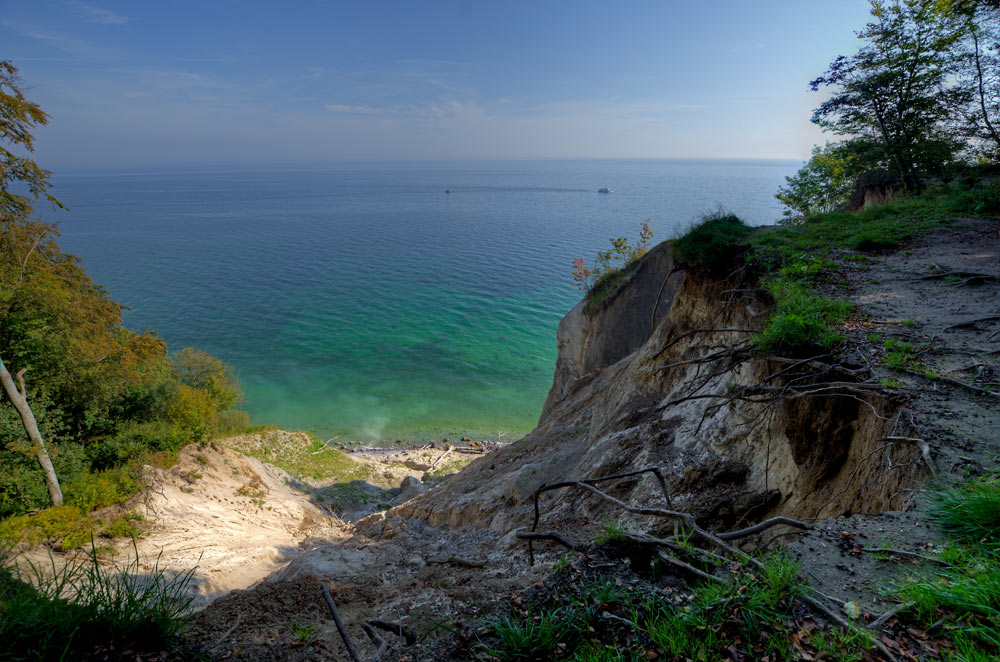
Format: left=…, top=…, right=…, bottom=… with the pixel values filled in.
left=776, top=140, right=879, bottom=218
left=945, top=0, right=1000, bottom=158
left=810, top=0, right=963, bottom=191
left=0, top=61, right=64, bottom=506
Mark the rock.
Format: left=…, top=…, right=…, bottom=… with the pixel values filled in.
left=403, top=460, right=432, bottom=471
left=393, top=475, right=427, bottom=505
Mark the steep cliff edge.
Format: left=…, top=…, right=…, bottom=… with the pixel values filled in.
left=392, top=240, right=924, bottom=537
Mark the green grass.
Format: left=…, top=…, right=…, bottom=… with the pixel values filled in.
left=587, top=257, right=641, bottom=308
left=0, top=542, right=195, bottom=660
left=670, top=212, right=754, bottom=275
left=593, top=520, right=629, bottom=545
left=754, top=278, right=853, bottom=354
left=485, top=607, right=587, bottom=661
left=892, top=476, right=1000, bottom=657
left=226, top=432, right=372, bottom=483
left=481, top=554, right=872, bottom=662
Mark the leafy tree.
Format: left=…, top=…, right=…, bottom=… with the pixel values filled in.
left=0, top=61, right=66, bottom=506
left=776, top=140, right=877, bottom=218
left=0, top=61, right=244, bottom=517
left=810, top=0, right=964, bottom=191
left=944, top=0, right=1000, bottom=158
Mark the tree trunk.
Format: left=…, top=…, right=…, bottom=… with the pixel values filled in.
left=0, top=356, right=63, bottom=506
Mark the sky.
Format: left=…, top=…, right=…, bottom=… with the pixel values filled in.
left=2, top=1, right=876, bottom=168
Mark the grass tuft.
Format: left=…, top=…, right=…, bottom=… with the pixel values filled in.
left=0, top=541, right=195, bottom=660
left=670, top=212, right=753, bottom=275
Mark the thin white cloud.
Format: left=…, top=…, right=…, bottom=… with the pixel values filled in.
left=67, top=1, right=130, bottom=25
left=325, top=104, right=378, bottom=114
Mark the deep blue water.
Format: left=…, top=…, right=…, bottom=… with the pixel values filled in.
left=49, top=159, right=797, bottom=441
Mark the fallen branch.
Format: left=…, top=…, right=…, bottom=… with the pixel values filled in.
left=800, top=594, right=898, bottom=662
left=516, top=530, right=585, bottom=563
left=913, top=271, right=999, bottom=282
left=361, top=623, right=387, bottom=662
left=898, top=367, right=1000, bottom=399
left=321, top=582, right=362, bottom=662
left=717, top=516, right=811, bottom=540
left=944, top=316, right=1000, bottom=331
left=367, top=620, right=417, bottom=646
left=655, top=549, right=723, bottom=585
left=428, top=446, right=453, bottom=472
left=860, top=547, right=950, bottom=565
left=652, top=328, right=753, bottom=360
left=879, top=436, right=938, bottom=479
left=311, top=437, right=340, bottom=454
left=869, top=601, right=916, bottom=631
left=209, top=613, right=243, bottom=653
left=426, top=556, right=486, bottom=568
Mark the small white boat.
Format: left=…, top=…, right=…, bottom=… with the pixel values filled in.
left=597, top=187, right=612, bottom=193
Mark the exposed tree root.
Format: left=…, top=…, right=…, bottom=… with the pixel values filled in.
left=321, top=581, right=362, bottom=662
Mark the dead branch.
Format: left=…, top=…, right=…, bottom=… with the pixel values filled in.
left=879, top=436, right=938, bottom=479
left=655, top=344, right=751, bottom=372
left=898, top=367, right=1000, bottom=399
left=361, top=623, right=387, bottom=662
left=912, top=271, right=998, bottom=282
left=652, top=328, right=753, bottom=360
left=869, top=601, right=915, bottom=631
left=944, top=316, right=1000, bottom=331
left=860, top=547, right=950, bottom=565
left=516, top=531, right=585, bottom=563
left=367, top=620, right=417, bottom=646
left=209, top=613, right=243, bottom=653
left=655, top=549, right=723, bottom=585
left=428, top=446, right=453, bottom=471
left=321, top=582, right=362, bottom=662
left=717, top=516, right=811, bottom=540
left=800, top=594, right=898, bottom=662
left=426, top=556, right=487, bottom=568
left=311, top=437, right=340, bottom=454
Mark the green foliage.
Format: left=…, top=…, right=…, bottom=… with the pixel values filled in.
left=573, top=222, right=653, bottom=305
left=809, top=1, right=964, bottom=191
left=776, top=140, right=874, bottom=218
left=478, top=553, right=868, bottom=662
left=755, top=278, right=852, bottom=355
left=670, top=212, right=753, bottom=275
left=594, top=520, right=629, bottom=545
left=929, top=476, right=1000, bottom=545
left=485, top=607, right=587, bottom=661
left=0, top=543, right=194, bottom=660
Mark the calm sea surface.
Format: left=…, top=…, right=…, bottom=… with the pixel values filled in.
left=51, top=159, right=797, bottom=442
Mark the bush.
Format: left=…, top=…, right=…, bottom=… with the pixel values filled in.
left=572, top=222, right=654, bottom=298
left=670, top=212, right=753, bottom=275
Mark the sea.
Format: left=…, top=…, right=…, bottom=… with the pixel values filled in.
left=50, top=159, right=799, bottom=443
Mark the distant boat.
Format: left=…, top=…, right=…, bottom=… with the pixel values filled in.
left=445, top=189, right=451, bottom=194
left=597, top=187, right=612, bottom=193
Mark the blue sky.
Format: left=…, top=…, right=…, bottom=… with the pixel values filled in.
left=3, top=1, right=874, bottom=167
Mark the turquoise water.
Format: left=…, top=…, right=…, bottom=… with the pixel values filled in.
left=51, top=159, right=797, bottom=441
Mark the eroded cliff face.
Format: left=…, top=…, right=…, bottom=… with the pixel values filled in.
left=386, top=242, right=926, bottom=540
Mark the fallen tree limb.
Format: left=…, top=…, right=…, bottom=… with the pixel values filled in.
left=367, top=620, right=417, bottom=646
left=428, top=446, right=453, bottom=472
left=912, top=271, right=999, bottom=282
left=516, top=530, right=585, bottom=562
left=860, top=547, right=950, bottom=565
left=898, top=367, right=1000, bottom=399
left=869, top=601, right=916, bottom=631
left=321, top=582, right=362, bottom=662
left=944, top=316, right=1000, bottom=331
left=652, top=328, right=753, bottom=360
left=879, top=436, right=938, bottom=479
left=361, top=623, right=387, bottom=662
left=427, top=556, right=487, bottom=568
left=717, top=516, right=811, bottom=540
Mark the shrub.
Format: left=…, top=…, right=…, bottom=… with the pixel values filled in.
left=670, top=212, right=753, bottom=275
left=572, top=222, right=653, bottom=295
